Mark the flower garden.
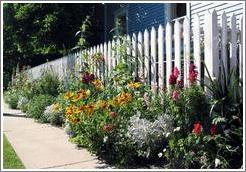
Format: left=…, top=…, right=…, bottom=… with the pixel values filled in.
left=4, top=45, right=243, bottom=169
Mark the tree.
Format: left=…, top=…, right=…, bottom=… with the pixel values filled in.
left=3, top=3, right=104, bottom=88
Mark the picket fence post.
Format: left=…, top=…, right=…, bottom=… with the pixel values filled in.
left=174, top=20, right=181, bottom=73
left=151, top=27, right=157, bottom=90
left=221, top=12, right=228, bottom=79
left=240, top=16, right=243, bottom=80
left=183, top=16, right=191, bottom=86
left=158, top=24, right=164, bottom=90
left=204, top=10, right=219, bottom=85
left=138, top=31, right=144, bottom=78
left=166, top=22, right=172, bottom=88
left=132, top=33, right=137, bottom=78
left=193, top=14, right=201, bottom=85
left=107, top=41, right=112, bottom=77
left=144, top=29, right=150, bottom=85
left=230, top=14, right=237, bottom=71
left=103, top=42, right=107, bottom=81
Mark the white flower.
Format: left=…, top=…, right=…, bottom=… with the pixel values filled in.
left=165, top=132, right=170, bottom=138
left=103, top=136, right=108, bottom=143
left=215, top=158, right=221, bottom=168
left=163, top=148, right=167, bottom=152
left=158, top=152, right=163, bottom=158
left=173, top=127, right=181, bottom=132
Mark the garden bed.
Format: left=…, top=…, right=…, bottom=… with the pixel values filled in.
left=4, top=55, right=243, bottom=169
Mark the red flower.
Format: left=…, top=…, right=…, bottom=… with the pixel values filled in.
left=210, top=124, right=217, bottom=136
left=172, top=90, right=179, bottom=101
left=189, top=64, right=198, bottom=84
left=169, top=67, right=180, bottom=85
left=169, top=73, right=177, bottom=85
left=109, top=112, right=117, bottom=118
left=192, top=121, right=203, bottom=135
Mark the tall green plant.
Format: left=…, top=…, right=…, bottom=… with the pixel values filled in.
left=204, top=61, right=243, bottom=118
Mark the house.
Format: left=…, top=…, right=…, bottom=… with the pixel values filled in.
left=102, top=2, right=244, bottom=41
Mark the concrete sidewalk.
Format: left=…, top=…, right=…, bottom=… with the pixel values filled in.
left=3, top=102, right=112, bottom=169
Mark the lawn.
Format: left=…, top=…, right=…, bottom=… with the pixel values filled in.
left=3, top=134, right=25, bottom=169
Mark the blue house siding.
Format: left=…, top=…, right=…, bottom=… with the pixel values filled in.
left=127, top=4, right=166, bottom=34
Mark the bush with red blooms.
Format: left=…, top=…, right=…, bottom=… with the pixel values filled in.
left=168, top=67, right=184, bottom=89
left=162, top=62, right=242, bottom=169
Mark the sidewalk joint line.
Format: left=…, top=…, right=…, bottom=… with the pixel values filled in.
left=41, top=159, right=97, bottom=169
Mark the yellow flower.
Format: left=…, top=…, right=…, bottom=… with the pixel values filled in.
left=97, top=100, right=109, bottom=110
left=112, top=92, right=133, bottom=106
left=85, top=104, right=95, bottom=117
left=73, top=107, right=82, bottom=114
left=92, top=79, right=103, bottom=90
left=64, top=91, right=74, bottom=100
left=127, top=82, right=141, bottom=89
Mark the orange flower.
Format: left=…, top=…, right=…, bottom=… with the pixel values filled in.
left=112, top=92, right=132, bottom=106
left=65, top=105, right=74, bottom=115
left=85, top=104, right=95, bottom=116
left=72, top=89, right=90, bottom=102
left=78, top=105, right=86, bottom=112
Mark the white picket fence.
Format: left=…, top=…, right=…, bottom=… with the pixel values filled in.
left=28, top=10, right=244, bottom=90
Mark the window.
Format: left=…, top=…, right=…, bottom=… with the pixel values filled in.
left=176, top=3, right=186, bottom=17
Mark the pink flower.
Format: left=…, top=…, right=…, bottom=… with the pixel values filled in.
left=189, top=64, right=198, bottom=85
left=172, top=90, right=180, bottom=101
left=169, top=73, right=177, bottom=85
left=169, top=67, right=180, bottom=85
left=109, top=112, right=117, bottom=118
left=177, top=79, right=184, bottom=88
left=173, top=67, right=180, bottom=78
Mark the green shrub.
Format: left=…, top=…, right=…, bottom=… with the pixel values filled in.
left=17, top=96, right=29, bottom=112
left=4, top=90, right=20, bottom=109
left=26, top=94, right=54, bottom=122
left=35, top=68, right=60, bottom=97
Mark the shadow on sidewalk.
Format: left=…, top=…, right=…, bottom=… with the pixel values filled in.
left=3, top=113, right=27, bottom=118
